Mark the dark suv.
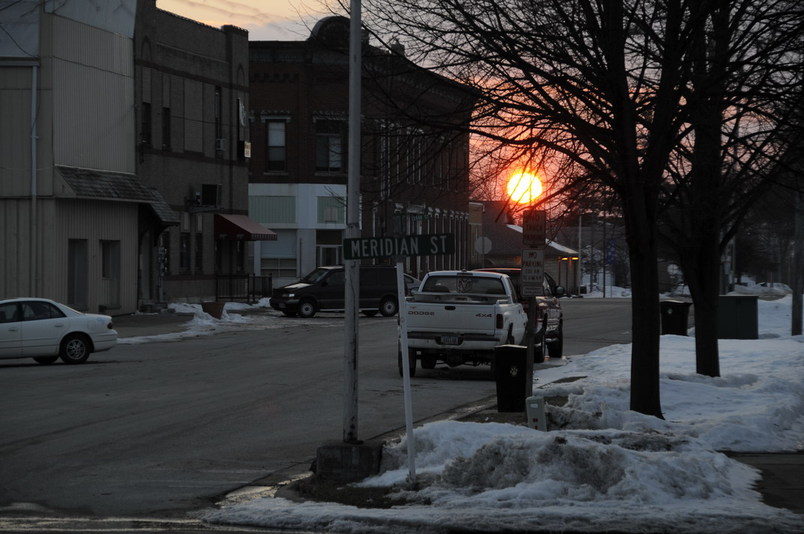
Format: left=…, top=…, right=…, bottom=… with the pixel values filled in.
left=473, top=267, right=565, bottom=359
left=271, top=265, right=415, bottom=318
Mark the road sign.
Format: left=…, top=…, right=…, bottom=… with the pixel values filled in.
left=522, top=209, right=547, bottom=247
left=521, top=248, right=545, bottom=297
left=343, top=233, right=455, bottom=260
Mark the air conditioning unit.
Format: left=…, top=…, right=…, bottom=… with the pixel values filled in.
left=215, top=138, right=226, bottom=151
left=201, top=184, right=219, bottom=206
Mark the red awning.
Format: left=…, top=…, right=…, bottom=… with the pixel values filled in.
left=215, top=214, right=277, bottom=241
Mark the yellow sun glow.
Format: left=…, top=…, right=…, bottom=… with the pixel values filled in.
left=506, top=171, right=543, bottom=204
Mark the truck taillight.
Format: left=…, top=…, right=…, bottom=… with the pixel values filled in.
left=496, top=313, right=503, bottom=329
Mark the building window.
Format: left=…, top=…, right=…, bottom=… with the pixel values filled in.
left=195, top=233, right=203, bottom=273
left=180, top=232, right=191, bottom=273
left=141, top=102, right=152, bottom=146
left=249, top=195, right=295, bottom=224
left=316, top=120, right=344, bottom=172
left=101, top=241, right=120, bottom=279
left=162, top=107, right=171, bottom=151
left=266, top=120, right=286, bottom=171
left=317, top=196, right=345, bottom=224
left=214, top=86, right=223, bottom=158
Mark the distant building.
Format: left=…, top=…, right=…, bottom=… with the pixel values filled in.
left=474, top=201, right=579, bottom=292
left=134, top=0, right=274, bottom=305
left=248, top=17, right=475, bottom=283
left=553, top=212, right=629, bottom=294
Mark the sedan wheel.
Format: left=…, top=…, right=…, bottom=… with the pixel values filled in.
left=60, top=334, right=90, bottom=364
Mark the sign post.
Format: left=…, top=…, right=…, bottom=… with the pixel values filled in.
left=343, top=233, right=455, bottom=485
left=522, top=209, right=547, bottom=379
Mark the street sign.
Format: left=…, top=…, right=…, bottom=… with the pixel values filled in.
left=521, top=248, right=545, bottom=297
left=343, top=233, right=455, bottom=260
left=522, top=209, right=547, bottom=247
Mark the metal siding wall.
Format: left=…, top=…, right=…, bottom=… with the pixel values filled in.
left=0, top=200, right=31, bottom=297
left=0, top=67, right=32, bottom=197
left=51, top=17, right=135, bottom=173
left=44, top=200, right=139, bottom=314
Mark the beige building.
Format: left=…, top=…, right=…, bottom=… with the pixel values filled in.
left=1, top=1, right=266, bottom=314
left=0, top=1, right=161, bottom=315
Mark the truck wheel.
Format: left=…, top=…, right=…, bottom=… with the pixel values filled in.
left=505, top=325, right=515, bottom=344
left=398, top=348, right=417, bottom=377
left=298, top=299, right=317, bottom=318
left=534, top=329, right=546, bottom=363
left=548, top=324, right=564, bottom=359
left=379, top=297, right=398, bottom=317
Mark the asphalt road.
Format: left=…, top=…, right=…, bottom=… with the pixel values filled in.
left=0, top=298, right=633, bottom=520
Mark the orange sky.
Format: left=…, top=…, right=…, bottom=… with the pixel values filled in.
left=157, top=0, right=332, bottom=40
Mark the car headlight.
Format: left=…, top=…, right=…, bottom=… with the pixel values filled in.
left=284, top=293, right=295, bottom=299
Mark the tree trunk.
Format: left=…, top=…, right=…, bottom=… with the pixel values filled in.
left=792, top=192, right=803, bottom=336
left=682, top=229, right=722, bottom=377
left=624, top=207, right=663, bottom=418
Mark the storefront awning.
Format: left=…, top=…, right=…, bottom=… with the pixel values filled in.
left=215, top=214, right=277, bottom=241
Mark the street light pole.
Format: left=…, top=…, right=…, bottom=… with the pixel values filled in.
left=343, top=0, right=362, bottom=444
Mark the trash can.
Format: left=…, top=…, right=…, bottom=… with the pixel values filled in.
left=660, top=300, right=692, bottom=335
left=718, top=295, right=758, bottom=339
left=493, top=344, right=530, bottom=412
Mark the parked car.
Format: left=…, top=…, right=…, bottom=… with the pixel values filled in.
left=473, top=267, right=565, bottom=359
left=271, top=265, right=417, bottom=318
left=0, top=298, right=118, bottom=364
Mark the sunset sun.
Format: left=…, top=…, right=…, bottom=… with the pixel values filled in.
left=506, top=171, right=543, bottom=204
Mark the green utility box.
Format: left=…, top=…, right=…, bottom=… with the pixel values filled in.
left=718, top=295, right=758, bottom=339
left=660, top=300, right=692, bottom=335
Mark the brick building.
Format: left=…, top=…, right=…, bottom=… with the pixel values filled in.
left=134, top=0, right=274, bottom=306
left=247, top=16, right=475, bottom=284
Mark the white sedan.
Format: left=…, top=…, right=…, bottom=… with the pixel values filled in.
left=0, top=298, right=117, bottom=364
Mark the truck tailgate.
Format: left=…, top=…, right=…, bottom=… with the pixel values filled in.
left=406, top=301, right=496, bottom=334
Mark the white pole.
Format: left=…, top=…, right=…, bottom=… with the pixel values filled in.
left=396, top=262, right=416, bottom=484
left=343, top=0, right=362, bottom=444
left=577, top=213, right=582, bottom=295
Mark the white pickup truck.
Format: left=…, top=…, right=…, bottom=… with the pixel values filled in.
left=400, top=270, right=528, bottom=375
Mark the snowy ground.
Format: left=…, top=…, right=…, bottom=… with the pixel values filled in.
left=187, top=288, right=804, bottom=534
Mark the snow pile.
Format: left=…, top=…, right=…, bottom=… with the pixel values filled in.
left=201, top=294, right=804, bottom=533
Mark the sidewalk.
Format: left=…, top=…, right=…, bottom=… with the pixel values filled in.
left=111, top=310, right=195, bottom=338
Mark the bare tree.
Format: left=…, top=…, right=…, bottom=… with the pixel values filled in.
left=658, top=0, right=803, bottom=376
left=358, top=0, right=714, bottom=418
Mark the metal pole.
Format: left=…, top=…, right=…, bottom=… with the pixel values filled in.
left=602, top=220, right=607, bottom=298
left=343, top=0, right=362, bottom=444
left=577, top=213, right=582, bottom=295
left=396, top=262, right=416, bottom=484
left=792, top=192, right=803, bottom=336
